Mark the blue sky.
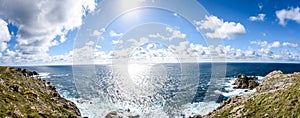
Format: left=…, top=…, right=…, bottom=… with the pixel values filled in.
left=0, top=0, right=300, bottom=65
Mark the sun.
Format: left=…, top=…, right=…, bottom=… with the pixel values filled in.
left=127, top=63, right=150, bottom=85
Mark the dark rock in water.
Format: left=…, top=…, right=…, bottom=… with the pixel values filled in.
left=105, top=111, right=120, bottom=118
left=32, top=71, right=39, bottom=75
left=21, top=69, right=38, bottom=77
left=190, top=115, right=202, bottom=118
left=105, top=111, right=140, bottom=118
left=233, top=74, right=259, bottom=89
left=128, top=115, right=140, bottom=118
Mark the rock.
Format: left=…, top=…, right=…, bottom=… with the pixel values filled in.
left=52, top=92, right=60, bottom=97
left=202, top=70, right=300, bottom=117
left=128, top=115, right=140, bottom=118
left=190, top=115, right=202, bottom=118
left=0, top=66, right=81, bottom=117
left=105, top=110, right=140, bottom=118
left=105, top=111, right=121, bottom=118
left=233, top=74, right=259, bottom=89
left=32, top=71, right=39, bottom=75
left=9, top=84, right=20, bottom=92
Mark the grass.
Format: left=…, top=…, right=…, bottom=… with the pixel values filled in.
left=213, top=72, right=300, bottom=117
left=0, top=66, right=79, bottom=117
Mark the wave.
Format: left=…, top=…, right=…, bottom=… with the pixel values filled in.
left=220, top=76, right=264, bottom=98
left=37, top=72, right=50, bottom=79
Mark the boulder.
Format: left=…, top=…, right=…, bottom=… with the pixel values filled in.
left=233, top=74, right=259, bottom=89
left=105, top=111, right=121, bottom=118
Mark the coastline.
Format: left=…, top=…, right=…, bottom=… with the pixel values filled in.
left=199, top=70, right=300, bottom=117
left=2, top=65, right=299, bottom=117
left=0, top=66, right=81, bottom=117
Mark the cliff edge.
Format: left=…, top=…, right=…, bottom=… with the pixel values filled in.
left=200, top=70, right=300, bottom=118
left=0, top=67, right=81, bottom=117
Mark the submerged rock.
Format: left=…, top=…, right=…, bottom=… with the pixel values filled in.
left=233, top=74, right=259, bottom=89
left=105, top=110, right=140, bottom=118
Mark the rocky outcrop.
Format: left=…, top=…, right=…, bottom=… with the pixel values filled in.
left=105, top=110, right=140, bottom=118
left=233, top=74, right=259, bottom=89
left=202, top=70, right=300, bottom=118
left=0, top=67, right=81, bottom=117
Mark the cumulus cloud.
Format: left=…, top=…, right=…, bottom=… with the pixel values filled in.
left=109, top=30, right=124, bottom=37
left=0, top=0, right=96, bottom=58
left=148, top=27, right=186, bottom=41
left=250, top=40, right=282, bottom=48
left=283, top=42, right=298, bottom=48
left=270, top=41, right=281, bottom=48
left=0, top=19, right=11, bottom=52
left=249, top=14, right=266, bottom=21
left=250, top=40, right=268, bottom=47
left=91, top=28, right=105, bottom=37
left=195, top=15, right=246, bottom=39
left=112, top=40, right=123, bottom=45
left=276, top=7, right=300, bottom=26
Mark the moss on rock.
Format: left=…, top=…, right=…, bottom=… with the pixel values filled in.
left=0, top=66, right=81, bottom=117
left=202, top=70, right=300, bottom=118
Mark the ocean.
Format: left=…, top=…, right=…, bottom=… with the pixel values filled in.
left=20, top=63, right=300, bottom=117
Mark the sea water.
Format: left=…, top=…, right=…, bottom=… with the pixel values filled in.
left=21, top=63, right=300, bottom=117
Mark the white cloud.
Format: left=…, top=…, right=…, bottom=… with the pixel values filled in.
left=112, top=40, right=123, bottom=45
left=196, top=15, right=246, bottom=39
left=148, top=27, right=186, bottom=41
left=258, top=4, right=263, bottom=10
left=60, top=35, right=67, bottom=43
left=270, top=41, right=281, bottom=48
left=0, top=0, right=96, bottom=57
left=249, top=14, right=266, bottom=21
left=259, top=48, right=273, bottom=56
left=250, top=40, right=268, bottom=47
left=283, top=42, right=298, bottom=48
left=128, top=37, right=148, bottom=46
left=250, top=40, right=281, bottom=48
left=51, top=40, right=59, bottom=46
left=276, top=7, right=300, bottom=26
left=0, top=19, right=11, bottom=52
left=86, top=40, right=95, bottom=46
left=91, top=28, right=105, bottom=37
left=109, top=30, right=123, bottom=37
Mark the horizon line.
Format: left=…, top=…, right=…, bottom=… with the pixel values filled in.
left=5, top=61, right=300, bottom=67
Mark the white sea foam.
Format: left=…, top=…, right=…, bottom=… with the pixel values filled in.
left=182, top=101, right=219, bottom=117
left=221, top=76, right=264, bottom=98
left=37, top=72, right=50, bottom=79
left=52, top=74, right=69, bottom=77
left=66, top=97, right=219, bottom=118
left=63, top=76, right=264, bottom=117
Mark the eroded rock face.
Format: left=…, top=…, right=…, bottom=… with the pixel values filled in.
left=0, top=67, right=81, bottom=117
left=202, top=70, right=300, bottom=118
left=233, top=74, right=259, bottom=89
left=105, top=111, right=140, bottom=118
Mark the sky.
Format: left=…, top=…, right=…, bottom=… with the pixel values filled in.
left=0, top=0, right=300, bottom=65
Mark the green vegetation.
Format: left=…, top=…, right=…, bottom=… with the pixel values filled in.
left=0, top=66, right=81, bottom=117
left=210, top=71, right=300, bottom=118
left=243, top=76, right=300, bottom=117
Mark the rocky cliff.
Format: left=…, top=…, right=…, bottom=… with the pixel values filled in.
left=200, top=70, right=300, bottom=118
left=0, top=67, right=81, bottom=117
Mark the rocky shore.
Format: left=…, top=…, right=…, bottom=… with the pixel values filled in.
left=0, top=67, right=81, bottom=117
left=197, top=70, right=300, bottom=118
